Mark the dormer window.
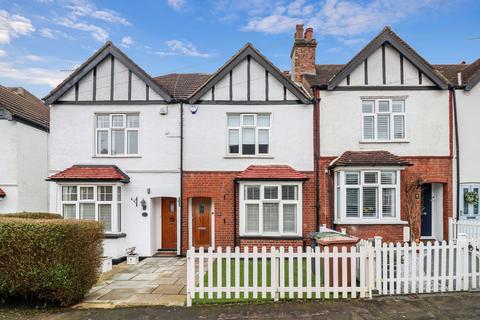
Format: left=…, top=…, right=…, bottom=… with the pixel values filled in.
left=96, top=114, right=139, bottom=156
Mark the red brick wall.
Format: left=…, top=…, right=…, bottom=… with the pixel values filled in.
left=182, top=171, right=316, bottom=254
left=318, top=156, right=452, bottom=242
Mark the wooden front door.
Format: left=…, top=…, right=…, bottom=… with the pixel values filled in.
left=161, top=197, right=177, bottom=249
left=192, top=197, right=211, bottom=248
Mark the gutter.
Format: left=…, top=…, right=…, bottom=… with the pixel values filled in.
left=312, top=87, right=321, bottom=231
left=180, top=101, right=184, bottom=255
left=233, top=181, right=237, bottom=247
left=450, top=88, right=460, bottom=219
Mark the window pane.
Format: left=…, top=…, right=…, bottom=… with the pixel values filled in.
left=393, top=115, right=405, bottom=139
left=62, top=186, right=77, bottom=201
left=227, top=115, right=240, bottom=126
left=364, top=172, right=378, bottom=184
left=242, top=128, right=255, bottom=155
left=80, top=203, right=95, bottom=220
left=96, top=115, right=110, bottom=128
left=117, top=203, right=122, bottom=232
left=382, top=188, right=395, bottom=217
left=99, top=204, right=112, bottom=232
left=112, top=129, right=125, bottom=155
left=126, top=114, right=139, bottom=128
left=363, top=116, right=374, bottom=140
left=112, top=115, right=124, bottom=127
left=245, top=186, right=260, bottom=200
left=242, top=115, right=254, bottom=126
left=392, top=100, right=405, bottom=113
left=282, top=185, right=297, bottom=200
left=117, top=186, right=121, bottom=201
left=80, top=187, right=94, bottom=200
left=378, top=101, right=390, bottom=112
left=258, top=129, right=269, bottom=154
left=381, top=171, right=396, bottom=185
left=63, top=204, right=76, bottom=219
left=346, top=188, right=359, bottom=217
left=257, top=114, right=270, bottom=127
left=464, top=187, right=470, bottom=215
left=97, top=131, right=109, bottom=155
left=98, top=186, right=113, bottom=201
left=127, top=131, right=138, bottom=154
left=377, top=114, right=390, bottom=140
left=246, top=204, right=259, bottom=233
left=283, top=204, right=296, bottom=233
left=228, top=129, right=239, bottom=154
left=345, top=172, right=359, bottom=185
left=363, top=187, right=378, bottom=217
left=362, top=101, right=374, bottom=113
left=264, top=186, right=278, bottom=200
left=263, top=203, right=279, bottom=232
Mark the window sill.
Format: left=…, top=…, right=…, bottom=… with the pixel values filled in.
left=104, top=232, right=127, bottom=239
left=334, top=220, right=408, bottom=225
left=93, top=155, right=142, bottom=158
left=359, top=140, right=409, bottom=144
left=224, top=155, right=274, bottom=159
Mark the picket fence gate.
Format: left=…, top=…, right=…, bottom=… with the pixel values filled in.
left=449, top=218, right=480, bottom=240
left=186, top=237, right=480, bottom=306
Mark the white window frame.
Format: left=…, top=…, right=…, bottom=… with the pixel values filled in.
left=334, top=168, right=403, bottom=224
left=460, top=184, right=480, bottom=219
left=59, top=183, right=122, bottom=233
left=239, top=181, right=302, bottom=237
left=95, top=113, right=139, bottom=157
left=226, top=113, right=271, bottom=156
left=361, top=99, right=406, bottom=142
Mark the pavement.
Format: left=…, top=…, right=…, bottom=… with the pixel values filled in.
left=2, top=292, right=480, bottom=319
left=76, top=256, right=187, bottom=308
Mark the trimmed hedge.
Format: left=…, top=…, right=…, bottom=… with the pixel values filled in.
left=1, top=212, right=63, bottom=220
left=0, top=217, right=104, bottom=306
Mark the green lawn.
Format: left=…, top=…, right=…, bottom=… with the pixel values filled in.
left=193, top=257, right=329, bottom=304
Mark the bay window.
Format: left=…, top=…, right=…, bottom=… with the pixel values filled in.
left=240, top=182, right=302, bottom=237
left=227, top=114, right=270, bottom=156
left=335, top=169, right=401, bottom=223
left=362, top=99, right=405, bottom=141
left=61, top=185, right=122, bottom=233
left=96, top=113, right=139, bottom=156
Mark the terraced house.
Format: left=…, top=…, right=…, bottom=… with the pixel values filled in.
left=42, top=25, right=478, bottom=259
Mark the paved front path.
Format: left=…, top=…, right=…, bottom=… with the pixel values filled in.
left=77, top=257, right=187, bottom=308
left=2, top=292, right=480, bottom=319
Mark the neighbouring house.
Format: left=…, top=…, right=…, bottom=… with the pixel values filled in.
left=0, top=86, right=49, bottom=213
left=300, top=26, right=453, bottom=242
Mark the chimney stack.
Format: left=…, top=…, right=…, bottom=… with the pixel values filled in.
left=291, top=24, right=317, bottom=83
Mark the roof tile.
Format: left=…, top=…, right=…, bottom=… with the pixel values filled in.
left=235, top=165, right=308, bottom=180
left=153, top=73, right=210, bottom=100
left=48, top=165, right=130, bottom=182
left=330, top=151, right=411, bottom=168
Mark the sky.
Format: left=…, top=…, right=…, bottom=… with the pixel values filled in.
left=0, top=0, right=479, bottom=98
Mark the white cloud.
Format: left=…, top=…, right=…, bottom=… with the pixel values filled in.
left=167, top=0, right=187, bottom=11
left=56, top=17, right=108, bottom=41
left=0, top=61, right=66, bottom=87
left=157, top=40, right=211, bottom=58
left=23, top=54, right=45, bottom=62
left=242, top=0, right=449, bottom=36
left=64, top=0, right=130, bottom=25
left=0, top=49, right=6, bottom=57
left=39, top=27, right=73, bottom=40
left=0, top=10, right=35, bottom=44
left=121, top=36, right=134, bottom=48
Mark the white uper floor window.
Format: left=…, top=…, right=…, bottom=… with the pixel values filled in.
left=239, top=182, right=302, bottom=237
left=334, top=169, right=402, bottom=224
left=60, top=184, right=122, bottom=233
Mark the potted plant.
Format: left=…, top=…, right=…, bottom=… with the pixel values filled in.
left=126, top=247, right=139, bottom=265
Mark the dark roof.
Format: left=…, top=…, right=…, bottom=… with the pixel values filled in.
left=154, top=73, right=210, bottom=100
left=0, top=86, right=49, bottom=131
left=433, top=64, right=469, bottom=86
left=235, top=165, right=308, bottom=181
left=463, top=58, right=480, bottom=90
left=0, top=188, right=5, bottom=197
left=330, top=151, right=412, bottom=169
left=303, top=64, right=344, bottom=87
left=48, top=165, right=130, bottom=183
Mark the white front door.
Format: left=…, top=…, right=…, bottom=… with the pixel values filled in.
left=460, top=184, right=480, bottom=220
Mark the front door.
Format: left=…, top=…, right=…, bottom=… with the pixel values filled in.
left=192, top=197, right=211, bottom=248
left=421, top=184, right=433, bottom=237
left=161, top=197, right=177, bottom=249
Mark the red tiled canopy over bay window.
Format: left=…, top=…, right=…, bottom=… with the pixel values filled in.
left=48, top=165, right=130, bottom=183
left=0, top=188, right=5, bottom=198
left=329, top=151, right=412, bottom=169
left=235, top=165, right=308, bottom=181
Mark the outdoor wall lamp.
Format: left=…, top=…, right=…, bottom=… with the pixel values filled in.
left=140, top=199, right=147, bottom=211
left=190, top=105, right=198, bottom=114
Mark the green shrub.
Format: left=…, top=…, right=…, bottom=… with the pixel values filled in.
left=0, top=218, right=104, bottom=306
left=1, top=212, right=63, bottom=220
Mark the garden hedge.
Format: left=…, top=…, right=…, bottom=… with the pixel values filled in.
left=1, top=212, right=63, bottom=219
left=0, top=217, right=104, bottom=306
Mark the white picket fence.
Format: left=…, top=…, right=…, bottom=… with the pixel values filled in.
left=186, top=237, right=480, bottom=306
left=449, top=218, right=480, bottom=240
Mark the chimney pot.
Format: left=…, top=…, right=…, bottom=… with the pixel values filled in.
left=295, top=24, right=304, bottom=40
left=305, top=27, right=313, bottom=41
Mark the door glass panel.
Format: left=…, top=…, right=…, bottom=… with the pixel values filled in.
left=475, top=188, right=479, bottom=215
left=463, top=187, right=470, bottom=215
